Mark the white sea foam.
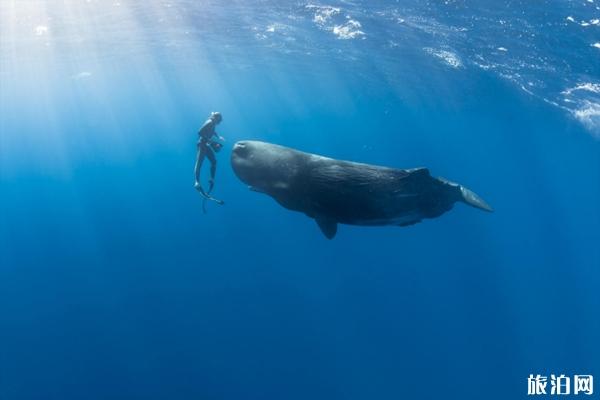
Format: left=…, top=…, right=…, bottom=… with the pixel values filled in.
left=424, top=48, right=463, bottom=68
left=35, top=25, right=48, bottom=36
left=572, top=101, right=600, bottom=137
left=265, top=23, right=287, bottom=33
left=254, top=27, right=267, bottom=40
left=333, top=20, right=365, bottom=39
left=576, top=18, right=600, bottom=26
left=306, top=4, right=340, bottom=26
left=497, top=47, right=508, bottom=52
left=72, top=71, right=92, bottom=80
left=306, top=4, right=364, bottom=40
left=563, top=82, right=600, bottom=95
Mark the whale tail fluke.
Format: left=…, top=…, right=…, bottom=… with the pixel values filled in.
left=459, top=186, right=493, bottom=212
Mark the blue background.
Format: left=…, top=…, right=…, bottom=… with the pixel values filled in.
left=1, top=1, right=599, bottom=399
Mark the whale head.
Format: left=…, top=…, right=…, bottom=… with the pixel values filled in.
left=231, top=140, right=302, bottom=196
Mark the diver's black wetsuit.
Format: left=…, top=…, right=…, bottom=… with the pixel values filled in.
left=197, top=118, right=218, bottom=186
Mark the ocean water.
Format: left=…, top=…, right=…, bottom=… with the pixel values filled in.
left=1, top=1, right=599, bottom=399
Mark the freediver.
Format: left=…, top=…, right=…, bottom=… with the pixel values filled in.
left=194, top=111, right=225, bottom=206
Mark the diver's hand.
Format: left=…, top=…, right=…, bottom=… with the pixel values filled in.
left=194, top=182, right=202, bottom=191
left=218, top=136, right=225, bottom=142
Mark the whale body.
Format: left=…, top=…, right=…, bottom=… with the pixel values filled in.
left=231, top=140, right=492, bottom=239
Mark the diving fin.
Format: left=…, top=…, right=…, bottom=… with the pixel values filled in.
left=196, top=185, right=224, bottom=208
left=202, top=193, right=225, bottom=205
left=315, top=217, right=338, bottom=239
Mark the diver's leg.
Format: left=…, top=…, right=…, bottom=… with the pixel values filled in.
left=194, top=145, right=207, bottom=191
left=207, top=148, right=217, bottom=193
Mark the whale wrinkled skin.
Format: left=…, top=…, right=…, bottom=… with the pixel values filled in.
left=231, top=140, right=492, bottom=239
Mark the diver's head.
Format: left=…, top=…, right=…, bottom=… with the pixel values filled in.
left=210, top=111, right=222, bottom=124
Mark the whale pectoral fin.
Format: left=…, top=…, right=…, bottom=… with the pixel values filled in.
left=315, top=217, right=338, bottom=239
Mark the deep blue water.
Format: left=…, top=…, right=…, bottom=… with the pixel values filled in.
left=1, top=1, right=599, bottom=399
